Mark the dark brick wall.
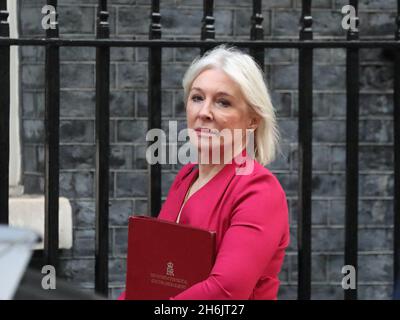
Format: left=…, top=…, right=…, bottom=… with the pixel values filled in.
left=18, top=0, right=396, bottom=299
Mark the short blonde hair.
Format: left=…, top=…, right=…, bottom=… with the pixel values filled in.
left=182, top=45, right=280, bottom=166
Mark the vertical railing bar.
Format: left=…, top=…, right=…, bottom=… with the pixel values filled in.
left=201, top=0, right=215, bottom=55
left=44, top=0, right=60, bottom=269
left=297, top=0, right=313, bottom=300
left=95, top=0, right=110, bottom=297
left=250, top=0, right=264, bottom=71
left=148, top=0, right=162, bottom=218
left=344, top=0, right=359, bottom=301
left=0, top=0, right=10, bottom=225
left=393, top=0, right=400, bottom=300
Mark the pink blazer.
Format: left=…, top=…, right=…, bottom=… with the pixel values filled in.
left=119, top=153, right=290, bottom=300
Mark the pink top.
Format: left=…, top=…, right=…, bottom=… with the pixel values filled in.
left=119, top=152, right=290, bottom=300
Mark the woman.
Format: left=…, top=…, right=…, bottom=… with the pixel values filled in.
left=119, top=45, right=289, bottom=300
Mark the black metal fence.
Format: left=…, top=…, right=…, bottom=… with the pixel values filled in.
left=0, top=0, right=399, bottom=300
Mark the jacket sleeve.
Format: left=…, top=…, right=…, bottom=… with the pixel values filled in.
left=169, top=173, right=290, bottom=300
left=117, top=291, right=126, bottom=300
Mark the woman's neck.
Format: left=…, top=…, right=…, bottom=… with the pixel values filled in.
left=197, top=162, right=226, bottom=183
left=196, top=146, right=247, bottom=182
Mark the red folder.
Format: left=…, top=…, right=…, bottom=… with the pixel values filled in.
left=125, top=215, right=216, bottom=300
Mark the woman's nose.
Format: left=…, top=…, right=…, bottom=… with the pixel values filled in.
left=198, top=99, right=213, bottom=120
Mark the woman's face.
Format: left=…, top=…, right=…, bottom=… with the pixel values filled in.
left=186, top=68, right=259, bottom=163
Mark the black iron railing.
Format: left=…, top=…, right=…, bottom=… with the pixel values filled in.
left=95, top=0, right=110, bottom=296
left=344, top=0, right=360, bottom=301
left=0, top=0, right=399, bottom=300
left=297, top=0, right=313, bottom=300
left=44, top=0, right=60, bottom=275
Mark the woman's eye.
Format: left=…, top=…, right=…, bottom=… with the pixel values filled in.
left=217, top=99, right=231, bottom=107
left=191, top=95, right=203, bottom=102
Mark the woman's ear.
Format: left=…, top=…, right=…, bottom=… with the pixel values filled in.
left=248, top=115, right=260, bottom=131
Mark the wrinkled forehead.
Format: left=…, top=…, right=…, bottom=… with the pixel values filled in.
left=189, top=68, right=243, bottom=98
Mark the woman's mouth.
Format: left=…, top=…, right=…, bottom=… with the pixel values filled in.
left=194, top=128, right=218, bottom=136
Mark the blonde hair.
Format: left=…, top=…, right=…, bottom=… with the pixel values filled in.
left=182, top=45, right=280, bottom=166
